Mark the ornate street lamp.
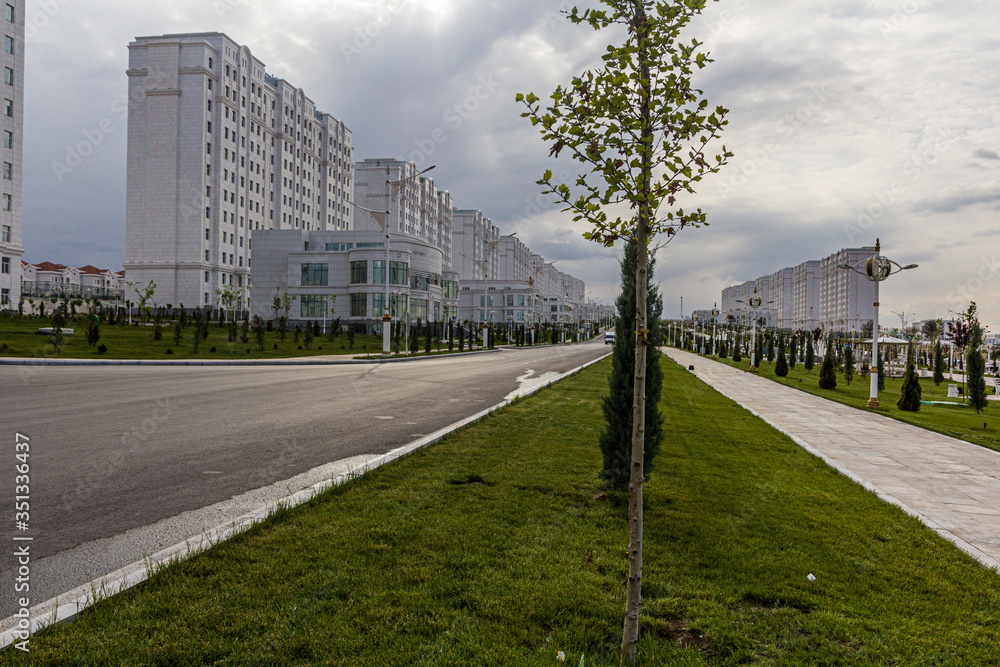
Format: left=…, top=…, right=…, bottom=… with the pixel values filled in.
left=736, top=289, right=764, bottom=371
left=838, top=238, right=917, bottom=408
left=349, top=164, right=435, bottom=356
left=711, top=303, right=720, bottom=358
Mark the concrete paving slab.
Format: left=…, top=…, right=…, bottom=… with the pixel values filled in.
left=665, top=348, right=1000, bottom=574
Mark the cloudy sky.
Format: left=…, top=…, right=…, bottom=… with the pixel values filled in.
left=20, top=0, right=1000, bottom=331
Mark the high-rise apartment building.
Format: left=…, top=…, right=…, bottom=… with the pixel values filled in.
left=451, top=209, right=499, bottom=281
left=124, top=32, right=354, bottom=309
left=721, top=248, right=876, bottom=333
left=353, top=158, right=453, bottom=270
left=0, top=0, right=24, bottom=311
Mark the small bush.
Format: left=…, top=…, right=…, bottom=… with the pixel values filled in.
left=166, top=349, right=174, bottom=355
left=0, top=342, right=7, bottom=352
left=210, top=346, right=216, bottom=353
left=274, top=344, right=278, bottom=350
left=97, top=343, right=107, bottom=355
left=819, top=350, right=837, bottom=390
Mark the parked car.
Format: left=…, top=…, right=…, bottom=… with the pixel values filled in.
left=605, top=332, right=616, bottom=345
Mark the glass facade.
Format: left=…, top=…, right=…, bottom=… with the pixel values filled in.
left=411, top=298, right=428, bottom=323
left=350, top=261, right=367, bottom=284
left=443, top=281, right=458, bottom=300
left=390, top=261, right=408, bottom=286
left=301, top=263, right=328, bottom=286
left=300, top=294, right=326, bottom=318
left=350, top=293, right=367, bottom=317
left=372, top=293, right=408, bottom=319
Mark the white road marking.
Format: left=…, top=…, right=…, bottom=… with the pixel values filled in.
left=506, top=369, right=562, bottom=401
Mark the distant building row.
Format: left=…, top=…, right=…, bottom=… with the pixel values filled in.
left=718, top=247, right=877, bottom=333
left=121, top=33, right=591, bottom=329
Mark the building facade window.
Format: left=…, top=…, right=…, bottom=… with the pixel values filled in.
left=300, top=263, right=328, bottom=286
left=411, top=298, right=428, bottom=323
left=349, top=293, right=366, bottom=317
left=4, top=67, right=11, bottom=85
left=1, top=256, right=8, bottom=274
left=349, top=260, right=367, bottom=284
left=1, top=193, right=9, bottom=210
left=300, top=294, right=325, bottom=318
left=1, top=224, right=8, bottom=242
left=390, top=261, right=408, bottom=286
left=3, top=98, right=10, bottom=117
left=4, top=4, right=11, bottom=22
left=1, top=288, right=8, bottom=306
left=4, top=36, right=12, bottom=54
left=373, top=293, right=408, bottom=319
left=443, top=280, right=458, bottom=300
left=3, top=130, right=11, bottom=148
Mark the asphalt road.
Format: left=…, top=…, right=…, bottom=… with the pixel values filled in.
left=0, top=341, right=610, bottom=619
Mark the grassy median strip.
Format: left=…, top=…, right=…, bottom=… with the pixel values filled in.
left=0, top=318, right=504, bottom=361
left=707, top=352, right=1000, bottom=453
left=6, top=358, right=1000, bottom=665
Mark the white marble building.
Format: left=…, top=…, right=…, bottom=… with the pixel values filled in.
left=124, top=32, right=354, bottom=310
left=0, top=0, right=24, bottom=312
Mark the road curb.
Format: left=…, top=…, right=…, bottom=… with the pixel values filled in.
left=0, top=351, right=612, bottom=647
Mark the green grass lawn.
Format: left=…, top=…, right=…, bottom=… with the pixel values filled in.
left=0, top=316, right=491, bottom=361
left=6, top=357, right=1000, bottom=665
left=699, top=349, right=1000, bottom=453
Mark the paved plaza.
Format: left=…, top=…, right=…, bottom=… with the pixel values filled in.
left=664, top=348, right=1000, bottom=572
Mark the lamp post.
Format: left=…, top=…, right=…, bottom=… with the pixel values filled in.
left=246, top=282, right=253, bottom=324
left=838, top=238, right=917, bottom=408
left=349, top=164, right=435, bottom=356
left=711, top=303, right=720, bottom=357
left=736, top=289, right=763, bottom=371
left=124, top=280, right=135, bottom=324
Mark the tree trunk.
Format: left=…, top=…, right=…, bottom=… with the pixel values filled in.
left=621, top=2, right=650, bottom=663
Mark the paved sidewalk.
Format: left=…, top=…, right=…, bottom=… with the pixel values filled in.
left=664, top=348, right=1000, bottom=572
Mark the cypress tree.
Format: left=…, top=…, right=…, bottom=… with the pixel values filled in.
left=732, top=333, right=742, bottom=362
left=877, top=348, right=886, bottom=391
left=789, top=336, right=797, bottom=369
left=933, top=340, right=945, bottom=385
left=410, top=325, right=421, bottom=354
left=968, top=320, right=988, bottom=414
left=766, top=334, right=775, bottom=362
left=458, top=324, right=465, bottom=352
left=898, top=343, right=922, bottom=411
left=804, top=337, right=815, bottom=372
left=843, top=345, right=855, bottom=386
left=818, top=348, right=837, bottom=389
left=599, top=241, right=664, bottom=489
left=775, top=337, right=789, bottom=377
left=425, top=325, right=432, bottom=354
